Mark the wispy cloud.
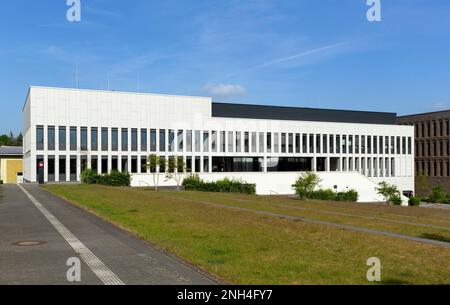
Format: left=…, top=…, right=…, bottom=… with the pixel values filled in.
left=429, top=102, right=449, bottom=112
left=202, top=83, right=246, bottom=98
left=224, top=41, right=353, bottom=78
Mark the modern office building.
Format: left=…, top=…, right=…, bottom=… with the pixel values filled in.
left=398, top=110, right=450, bottom=195
left=23, top=86, right=414, bottom=201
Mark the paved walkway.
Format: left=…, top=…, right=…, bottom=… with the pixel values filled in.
left=0, top=184, right=216, bottom=285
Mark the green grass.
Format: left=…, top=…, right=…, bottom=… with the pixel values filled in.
left=44, top=184, right=450, bottom=285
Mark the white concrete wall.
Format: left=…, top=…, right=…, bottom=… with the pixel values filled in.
left=131, top=172, right=396, bottom=203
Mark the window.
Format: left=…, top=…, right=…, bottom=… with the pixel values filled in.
left=336, top=135, right=341, bottom=154
left=367, top=136, right=372, bottom=154
left=178, top=130, right=184, bottom=152
left=131, top=129, right=138, bottom=151
left=211, top=131, right=217, bottom=152
left=59, top=127, right=66, bottom=151
left=259, top=133, right=265, bottom=153
left=70, top=127, right=77, bottom=151
left=323, top=134, right=328, bottom=154
left=203, top=157, right=209, bottom=172
left=203, top=131, right=209, bottom=152
left=373, top=136, right=377, bottom=154
left=141, top=157, right=148, bottom=173
left=288, top=133, right=294, bottom=153
left=274, top=133, right=279, bottom=153
left=150, top=129, right=157, bottom=152
left=111, top=128, right=118, bottom=151
left=355, top=135, right=360, bottom=154
left=342, top=135, right=347, bottom=154
left=390, top=136, right=395, bottom=154
left=316, top=134, right=321, bottom=154
left=59, top=156, right=66, bottom=180
left=80, top=127, right=88, bottom=151
left=48, top=126, right=55, bottom=151
left=186, top=130, right=192, bottom=152
left=329, top=135, right=334, bottom=154
left=91, top=128, right=98, bottom=151
left=302, top=134, right=307, bottom=154
left=220, top=131, right=226, bottom=153
left=267, top=133, right=272, bottom=153
left=101, top=128, right=108, bottom=151
left=309, top=134, right=314, bottom=154
left=168, top=130, right=175, bottom=152
left=36, top=126, right=44, bottom=150
left=385, top=136, right=389, bottom=154
left=252, top=132, right=257, bottom=153
left=281, top=133, right=287, bottom=153
left=361, top=136, right=366, bottom=154
left=141, top=129, right=148, bottom=151
left=349, top=136, right=353, bottom=154
left=295, top=134, right=301, bottom=153
left=131, top=156, right=138, bottom=173
left=244, top=132, right=249, bottom=153
left=121, top=128, right=128, bottom=151
left=159, top=129, right=166, bottom=152
left=194, top=130, right=200, bottom=152
left=228, top=131, right=234, bottom=153
left=236, top=132, right=242, bottom=153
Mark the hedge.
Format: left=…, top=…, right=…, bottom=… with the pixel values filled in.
left=81, top=169, right=131, bottom=187
left=182, top=174, right=256, bottom=195
left=309, top=189, right=359, bottom=202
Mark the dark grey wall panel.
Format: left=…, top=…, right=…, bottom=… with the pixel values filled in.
left=212, top=103, right=397, bottom=125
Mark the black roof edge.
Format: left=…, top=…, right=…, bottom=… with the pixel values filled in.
left=212, top=102, right=397, bottom=125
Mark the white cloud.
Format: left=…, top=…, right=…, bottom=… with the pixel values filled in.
left=202, top=83, right=246, bottom=98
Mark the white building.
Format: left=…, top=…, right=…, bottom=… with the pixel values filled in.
left=22, top=86, right=415, bottom=202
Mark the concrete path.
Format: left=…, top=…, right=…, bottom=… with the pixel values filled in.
left=0, top=184, right=216, bottom=285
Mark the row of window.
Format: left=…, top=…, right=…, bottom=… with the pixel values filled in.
left=37, top=155, right=398, bottom=182
left=416, top=140, right=450, bottom=158
left=402, top=119, right=450, bottom=138
left=36, top=126, right=413, bottom=156
left=416, top=160, right=450, bottom=178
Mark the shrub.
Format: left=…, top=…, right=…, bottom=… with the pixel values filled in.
left=428, top=186, right=446, bottom=204
left=182, top=175, right=256, bottom=195
left=376, top=181, right=401, bottom=205
left=0, top=180, right=3, bottom=185
left=409, top=196, right=421, bottom=206
left=80, top=168, right=100, bottom=185
left=81, top=169, right=131, bottom=187
left=310, top=189, right=358, bottom=202
left=391, top=194, right=403, bottom=206
left=292, top=172, right=322, bottom=200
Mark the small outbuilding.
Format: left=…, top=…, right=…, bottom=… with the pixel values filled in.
left=0, top=146, right=23, bottom=184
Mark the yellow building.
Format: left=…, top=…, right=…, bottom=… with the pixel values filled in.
left=0, top=146, right=23, bottom=184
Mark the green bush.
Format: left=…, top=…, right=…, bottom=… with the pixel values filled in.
left=391, top=194, right=403, bottom=206
left=182, top=174, right=256, bottom=195
left=428, top=186, right=446, bottom=204
left=409, top=196, right=421, bottom=206
left=81, top=169, right=131, bottom=187
left=309, top=189, right=358, bottom=202
left=292, top=172, right=322, bottom=199
left=80, top=168, right=100, bottom=185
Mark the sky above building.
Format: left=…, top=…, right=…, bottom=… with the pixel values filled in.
left=1, top=0, right=450, bottom=134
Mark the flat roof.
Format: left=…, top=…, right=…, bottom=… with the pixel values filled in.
left=0, top=146, right=23, bottom=156
left=398, top=109, right=450, bottom=118
left=212, top=103, right=397, bottom=125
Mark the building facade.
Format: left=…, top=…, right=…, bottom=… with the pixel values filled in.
left=398, top=110, right=450, bottom=195
left=23, top=86, right=415, bottom=198
left=0, top=146, right=23, bottom=184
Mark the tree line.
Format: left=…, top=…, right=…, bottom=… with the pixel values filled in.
left=0, top=132, right=23, bottom=146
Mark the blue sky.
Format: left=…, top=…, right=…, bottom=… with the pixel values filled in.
left=1, top=0, right=450, bottom=134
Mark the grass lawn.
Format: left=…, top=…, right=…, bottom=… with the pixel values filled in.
left=44, top=184, right=450, bottom=285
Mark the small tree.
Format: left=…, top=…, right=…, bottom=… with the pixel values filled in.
left=166, top=156, right=186, bottom=190
left=428, top=186, right=446, bottom=203
left=376, top=181, right=401, bottom=205
left=292, top=172, right=322, bottom=200
left=147, top=154, right=166, bottom=191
